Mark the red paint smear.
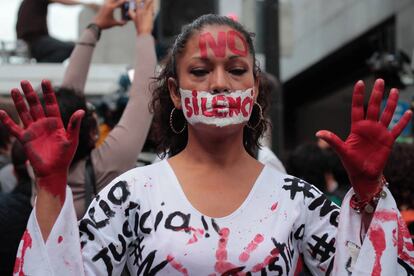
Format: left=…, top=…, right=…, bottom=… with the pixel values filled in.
left=374, top=210, right=398, bottom=222
left=373, top=210, right=414, bottom=266
left=58, top=236, right=63, bottom=244
left=397, top=216, right=414, bottom=265
left=13, top=230, right=32, bottom=276
left=294, top=255, right=304, bottom=276
left=216, top=228, right=230, bottom=262
left=167, top=255, right=189, bottom=276
left=214, top=228, right=243, bottom=274
left=199, top=31, right=226, bottom=58
left=176, top=226, right=204, bottom=245
left=392, top=228, right=397, bottom=247
left=251, top=248, right=280, bottom=272
left=239, top=234, right=264, bottom=263
left=368, top=224, right=386, bottom=276
left=271, top=202, right=278, bottom=211
left=227, top=30, right=248, bottom=57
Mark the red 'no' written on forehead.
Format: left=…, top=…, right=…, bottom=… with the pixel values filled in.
left=199, top=30, right=248, bottom=58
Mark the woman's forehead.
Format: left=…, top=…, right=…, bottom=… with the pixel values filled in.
left=183, top=25, right=251, bottom=59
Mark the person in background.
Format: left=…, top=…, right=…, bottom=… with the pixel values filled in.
left=286, top=142, right=329, bottom=193
left=0, top=122, right=12, bottom=171
left=256, top=71, right=286, bottom=173
left=0, top=140, right=32, bottom=275
left=48, top=0, right=157, bottom=219
left=0, top=100, right=20, bottom=193
left=384, top=142, right=414, bottom=238
left=15, top=0, right=99, bottom=62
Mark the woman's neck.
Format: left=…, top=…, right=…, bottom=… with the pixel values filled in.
left=178, top=125, right=252, bottom=167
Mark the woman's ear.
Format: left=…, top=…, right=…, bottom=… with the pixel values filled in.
left=168, top=77, right=182, bottom=109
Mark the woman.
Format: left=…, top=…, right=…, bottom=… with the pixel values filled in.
left=1, top=14, right=413, bottom=275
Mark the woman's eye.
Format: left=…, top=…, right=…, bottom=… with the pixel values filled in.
left=190, top=69, right=209, bottom=77
left=230, top=68, right=247, bottom=76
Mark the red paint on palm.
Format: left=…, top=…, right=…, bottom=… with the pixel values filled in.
left=0, top=80, right=84, bottom=202
left=316, top=79, right=412, bottom=201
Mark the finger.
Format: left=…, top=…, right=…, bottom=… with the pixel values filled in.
left=0, top=110, right=23, bottom=140
left=11, top=88, right=33, bottom=127
left=351, top=80, right=365, bottom=124
left=380, top=88, right=398, bottom=127
left=114, top=19, right=127, bottom=26
left=21, top=80, right=45, bottom=121
left=366, top=79, right=384, bottom=121
left=145, top=0, right=154, bottom=10
left=390, top=110, right=412, bottom=140
left=128, top=7, right=137, bottom=20
left=114, top=0, right=127, bottom=8
left=316, top=130, right=346, bottom=157
left=41, top=80, right=62, bottom=120
left=66, top=110, right=85, bottom=143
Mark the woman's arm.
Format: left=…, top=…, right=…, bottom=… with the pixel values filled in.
left=91, top=0, right=156, bottom=191
left=314, top=79, right=414, bottom=274
left=0, top=80, right=84, bottom=241
left=61, top=0, right=127, bottom=92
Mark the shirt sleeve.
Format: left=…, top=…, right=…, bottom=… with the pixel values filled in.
left=284, top=176, right=339, bottom=275
left=333, top=187, right=414, bottom=275
left=61, top=28, right=97, bottom=92
left=14, top=175, right=138, bottom=276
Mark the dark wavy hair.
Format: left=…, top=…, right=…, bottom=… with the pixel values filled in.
left=0, top=122, right=11, bottom=151
left=384, top=143, right=414, bottom=210
left=150, top=14, right=270, bottom=158
left=53, top=87, right=98, bottom=164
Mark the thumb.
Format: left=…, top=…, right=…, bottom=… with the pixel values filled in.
left=66, top=110, right=85, bottom=143
left=316, top=130, right=346, bottom=157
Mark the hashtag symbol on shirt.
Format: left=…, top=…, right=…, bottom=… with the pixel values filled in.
left=307, top=233, right=335, bottom=263
left=283, top=177, right=318, bottom=200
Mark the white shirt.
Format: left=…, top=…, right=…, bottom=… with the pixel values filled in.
left=15, top=160, right=414, bottom=275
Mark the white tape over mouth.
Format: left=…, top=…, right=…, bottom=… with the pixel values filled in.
left=179, top=88, right=254, bottom=127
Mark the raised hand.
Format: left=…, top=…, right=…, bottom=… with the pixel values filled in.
left=128, top=0, right=155, bottom=35
left=0, top=80, right=84, bottom=202
left=93, top=0, right=128, bottom=30
left=316, top=79, right=412, bottom=201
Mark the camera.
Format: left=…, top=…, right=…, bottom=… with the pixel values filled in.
left=121, top=0, right=137, bottom=21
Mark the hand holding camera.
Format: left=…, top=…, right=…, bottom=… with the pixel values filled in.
left=93, top=0, right=128, bottom=30
left=126, top=0, right=155, bottom=35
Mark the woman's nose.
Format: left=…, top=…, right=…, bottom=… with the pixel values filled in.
left=210, top=68, right=230, bottom=93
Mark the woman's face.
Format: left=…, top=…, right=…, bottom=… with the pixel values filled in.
left=169, top=24, right=259, bottom=130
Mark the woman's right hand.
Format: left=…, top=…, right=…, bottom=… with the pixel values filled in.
left=0, top=80, right=84, bottom=203
left=129, top=0, right=155, bottom=35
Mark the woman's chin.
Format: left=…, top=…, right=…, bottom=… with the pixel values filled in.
left=190, top=122, right=246, bottom=136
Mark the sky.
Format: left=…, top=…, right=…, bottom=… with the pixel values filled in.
left=0, top=0, right=101, bottom=43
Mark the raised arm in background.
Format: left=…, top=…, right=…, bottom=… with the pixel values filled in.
left=61, top=0, right=127, bottom=92
left=88, top=0, right=157, bottom=193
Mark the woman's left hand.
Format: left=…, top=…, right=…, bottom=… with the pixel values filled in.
left=317, top=79, right=412, bottom=201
